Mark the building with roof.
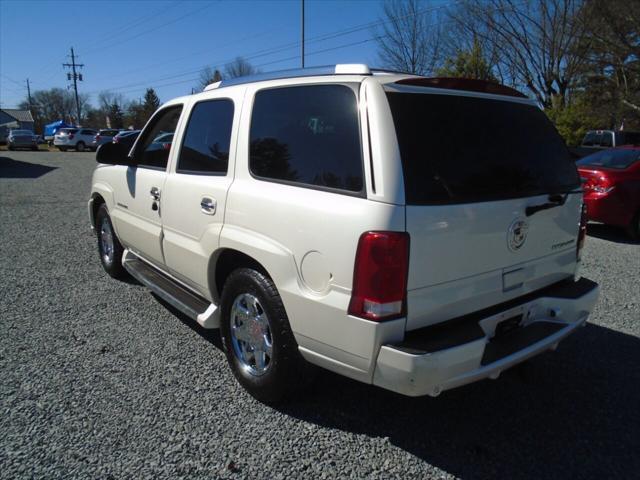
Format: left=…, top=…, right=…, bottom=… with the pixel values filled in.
left=0, top=109, right=35, bottom=142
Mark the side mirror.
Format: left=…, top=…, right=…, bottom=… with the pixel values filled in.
left=96, top=142, right=132, bottom=165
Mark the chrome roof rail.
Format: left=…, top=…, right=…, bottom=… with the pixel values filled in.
left=204, top=64, right=371, bottom=90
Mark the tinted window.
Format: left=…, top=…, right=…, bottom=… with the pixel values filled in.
left=619, top=132, right=640, bottom=145
left=600, top=132, right=613, bottom=147
left=134, top=106, right=182, bottom=169
left=178, top=99, right=234, bottom=174
left=582, top=132, right=599, bottom=146
left=577, top=149, right=640, bottom=169
left=249, top=85, right=363, bottom=193
left=387, top=92, right=580, bottom=204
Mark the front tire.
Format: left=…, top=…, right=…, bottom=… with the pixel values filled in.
left=220, top=268, right=304, bottom=404
left=58, top=146, right=67, bottom=152
left=95, top=204, right=126, bottom=279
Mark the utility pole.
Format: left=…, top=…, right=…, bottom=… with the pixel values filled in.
left=301, top=0, right=305, bottom=68
left=26, top=78, right=33, bottom=110
left=63, top=47, right=84, bottom=124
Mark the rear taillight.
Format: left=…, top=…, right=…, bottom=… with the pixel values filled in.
left=162, top=142, right=172, bottom=150
left=95, top=134, right=101, bottom=141
left=68, top=133, right=75, bottom=140
left=113, top=137, right=119, bottom=143
left=577, top=203, right=588, bottom=260
left=348, top=231, right=409, bottom=321
left=583, top=174, right=614, bottom=193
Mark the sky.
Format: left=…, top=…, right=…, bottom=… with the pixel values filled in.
left=0, top=0, right=447, bottom=109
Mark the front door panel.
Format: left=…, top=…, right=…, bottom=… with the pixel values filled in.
left=111, top=166, right=166, bottom=265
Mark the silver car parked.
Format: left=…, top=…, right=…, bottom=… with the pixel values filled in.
left=7, top=130, right=38, bottom=151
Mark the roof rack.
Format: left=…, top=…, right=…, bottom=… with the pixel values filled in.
left=204, top=64, right=372, bottom=91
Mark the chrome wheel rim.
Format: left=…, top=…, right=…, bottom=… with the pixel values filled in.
left=230, top=293, right=273, bottom=377
left=99, top=219, right=115, bottom=265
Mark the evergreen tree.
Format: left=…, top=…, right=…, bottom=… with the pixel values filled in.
left=142, top=88, right=160, bottom=121
left=436, top=37, right=497, bottom=82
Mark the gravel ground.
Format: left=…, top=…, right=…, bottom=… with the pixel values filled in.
left=1, top=151, right=638, bottom=479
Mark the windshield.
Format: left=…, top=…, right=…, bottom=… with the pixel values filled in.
left=577, top=149, right=640, bottom=170
left=386, top=91, right=580, bottom=204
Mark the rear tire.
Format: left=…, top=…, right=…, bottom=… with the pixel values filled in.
left=95, top=204, right=127, bottom=279
left=76, top=141, right=85, bottom=152
left=219, top=268, right=305, bottom=404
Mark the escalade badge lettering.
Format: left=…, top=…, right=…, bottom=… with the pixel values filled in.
left=508, top=219, right=528, bottom=251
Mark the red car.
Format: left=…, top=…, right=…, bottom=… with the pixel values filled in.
left=577, top=146, right=640, bottom=239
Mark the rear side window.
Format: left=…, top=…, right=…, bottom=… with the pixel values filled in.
left=386, top=92, right=580, bottom=204
left=177, top=99, right=234, bottom=174
left=249, top=84, right=363, bottom=194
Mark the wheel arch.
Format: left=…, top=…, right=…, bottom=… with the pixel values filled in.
left=209, top=248, right=271, bottom=305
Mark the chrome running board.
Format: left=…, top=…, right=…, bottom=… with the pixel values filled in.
left=122, top=250, right=219, bottom=329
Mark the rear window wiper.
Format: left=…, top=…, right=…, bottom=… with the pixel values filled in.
left=525, top=193, right=569, bottom=217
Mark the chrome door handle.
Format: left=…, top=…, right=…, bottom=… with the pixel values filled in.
left=150, top=187, right=161, bottom=200
left=200, top=197, right=216, bottom=215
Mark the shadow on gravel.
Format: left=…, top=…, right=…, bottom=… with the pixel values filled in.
left=276, top=324, right=640, bottom=479
left=151, top=293, right=222, bottom=349
left=0, top=157, right=57, bottom=178
left=587, top=223, right=638, bottom=245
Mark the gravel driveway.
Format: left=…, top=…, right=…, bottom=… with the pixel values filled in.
left=1, top=151, right=638, bottom=479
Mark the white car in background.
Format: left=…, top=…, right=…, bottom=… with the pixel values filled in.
left=54, top=128, right=98, bottom=152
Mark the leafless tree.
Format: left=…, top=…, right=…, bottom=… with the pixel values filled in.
left=374, top=0, right=443, bottom=75
left=224, top=57, right=258, bottom=79
left=97, top=91, right=126, bottom=111
left=198, top=66, right=223, bottom=90
left=449, top=0, right=590, bottom=108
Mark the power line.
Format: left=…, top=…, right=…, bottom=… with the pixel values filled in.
left=80, top=1, right=216, bottom=55
left=78, top=0, right=183, bottom=53
left=87, top=2, right=453, bottom=96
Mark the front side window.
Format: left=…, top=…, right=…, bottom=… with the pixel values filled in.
left=134, top=105, right=182, bottom=169
left=177, top=99, right=234, bottom=174
left=249, top=84, right=363, bottom=194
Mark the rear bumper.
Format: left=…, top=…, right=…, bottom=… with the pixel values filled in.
left=584, top=192, right=633, bottom=227
left=373, top=278, right=599, bottom=397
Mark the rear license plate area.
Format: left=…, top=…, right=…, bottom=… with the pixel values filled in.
left=494, top=314, right=523, bottom=338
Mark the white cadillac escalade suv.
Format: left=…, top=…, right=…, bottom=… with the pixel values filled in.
left=89, top=64, right=599, bottom=403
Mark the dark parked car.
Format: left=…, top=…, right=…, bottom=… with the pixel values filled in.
left=577, top=146, right=640, bottom=239
left=572, top=130, right=640, bottom=158
left=91, top=129, right=122, bottom=151
left=111, top=130, right=141, bottom=151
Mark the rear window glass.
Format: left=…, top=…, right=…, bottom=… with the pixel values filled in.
left=386, top=92, right=580, bottom=204
left=577, top=149, right=640, bottom=169
left=249, top=84, right=363, bottom=194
